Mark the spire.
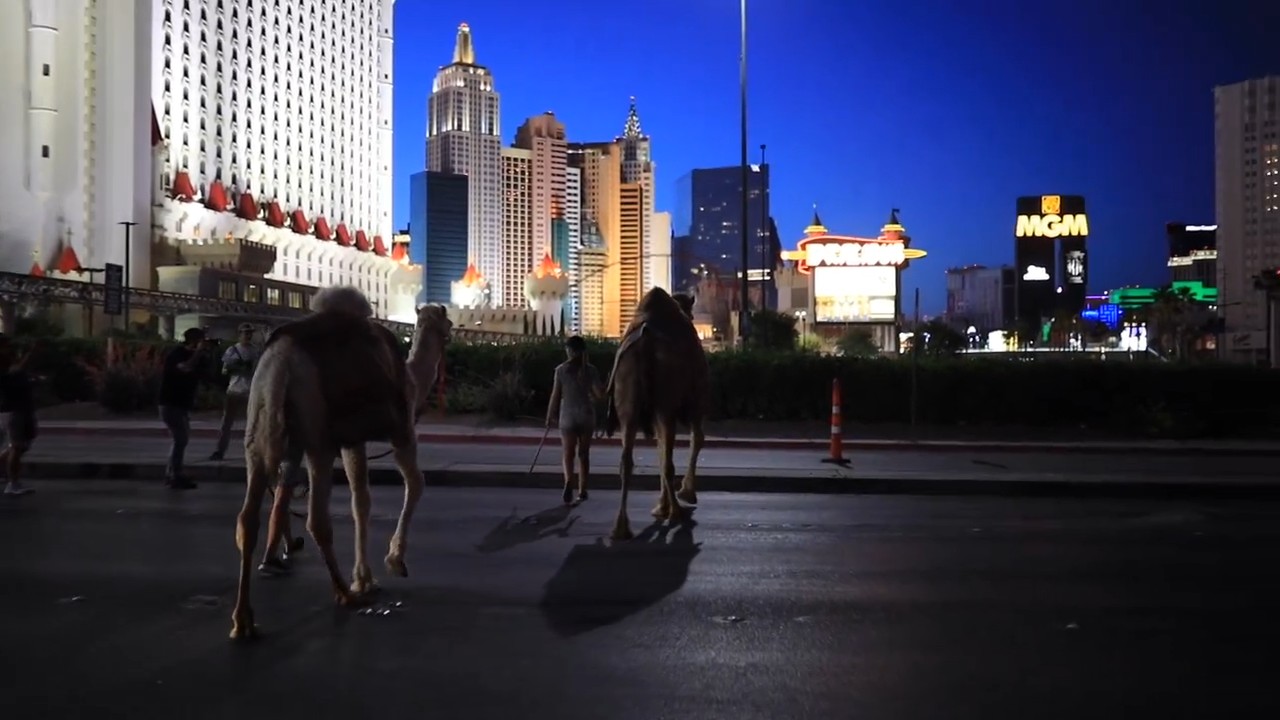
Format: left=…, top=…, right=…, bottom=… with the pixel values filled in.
left=804, top=204, right=827, bottom=237
left=811, top=204, right=823, bottom=228
left=622, top=96, right=644, bottom=139
left=452, top=22, right=476, bottom=65
left=888, top=208, right=901, bottom=225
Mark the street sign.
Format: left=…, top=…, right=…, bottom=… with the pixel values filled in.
left=103, top=263, right=123, bottom=315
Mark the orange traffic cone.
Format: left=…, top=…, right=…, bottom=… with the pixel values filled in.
left=821, top=378, right=851, bottom=466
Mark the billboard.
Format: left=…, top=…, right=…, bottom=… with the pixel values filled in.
left=813, top=265, right=897, bottom=323
left=1014, top=195, right=1087, bottom=328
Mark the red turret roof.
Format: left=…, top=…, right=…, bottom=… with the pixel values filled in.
left=237, top=192, right=259, bottom=221
left=171, top=171, right=196, bottom=201
left=533, top=252, right=563, bottom=279
left=392, top=243, right=408, bottom=262
left=53, top=246, right=83, bottom=274
left=460, top=264, right=484, bottom=286
left=29, top=262, right=45, bottom=278
left=373, top=235, right=388, bottom=256
left=355, top=230, right=370, bottom=252
left=314, top=217, right=332, bottom=241
left=206, top=180, right=229, bottom=212
left=290, top=209, right=310, bottom=235
left=335, top=224, right=352, bottom=246
left=265, top=202, right=285, bottom=228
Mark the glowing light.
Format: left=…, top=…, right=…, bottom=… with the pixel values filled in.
left=1015, top=213, right=1089, bottom=238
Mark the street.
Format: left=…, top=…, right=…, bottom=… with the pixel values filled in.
left=2, top=482, right=1277, bottom=719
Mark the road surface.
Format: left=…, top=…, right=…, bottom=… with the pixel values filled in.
left=1, top=482, right=1276, bottom=719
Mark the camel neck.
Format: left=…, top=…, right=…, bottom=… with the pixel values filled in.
left=406, top=338, right=441, bottom=376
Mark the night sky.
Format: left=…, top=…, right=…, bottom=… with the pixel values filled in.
left=392, top=0, right=1278, bottom=314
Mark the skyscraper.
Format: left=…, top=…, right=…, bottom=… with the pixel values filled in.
left=426, top=23, right=504, bottom=304
left=411, top=171, right=468, bottom=305
left=673, top=164, right=773, bottom=305
left=149, top=0, right=412, bottom=319
left=501, top=146, right=534, bottom=309
left=514, top=112, right=568, bottom=262
left=566, top=99, right=655, bottom=336
left=1215, top=75, right=1280, bottom=363
left=0, top=1, right=153, bottom=283
left=564, top=165, right=583, bottom=329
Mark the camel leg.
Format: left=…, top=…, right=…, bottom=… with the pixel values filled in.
left=656, top=420, right=685, bottom=523
left=341, top=444, right=376, bottom=596
left=304, top=448, right=362, bottom=606
left=676, top=417, right=704, bottom=506
left=651, top=421, right=673, bottom=520
left=384, top=439, right=423, bottom=578
left=611, top=426, right=636, bottom=541
left=230, top=454, right=270, bottom=640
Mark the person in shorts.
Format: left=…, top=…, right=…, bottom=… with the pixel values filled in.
left=210, top=323, right=260, bottom=461
left=545, top=336, right=604, bottom=504
left=0, top=334, right=41, bottom=497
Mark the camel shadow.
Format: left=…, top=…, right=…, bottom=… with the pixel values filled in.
left=474, top=504, right=580, bottom=555
left=538, top=519, right=701, bottom=637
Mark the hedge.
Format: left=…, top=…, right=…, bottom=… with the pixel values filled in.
left=10, top=336, right=1279, bottom=438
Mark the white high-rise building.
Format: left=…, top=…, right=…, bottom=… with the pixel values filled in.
left=650, top=211, right=672, bottom=292
left=150, top=0, right=415, bottom=321
left=0, top=0, right=154, bottom=287
left=618, top=98, right=655, bottom=292
left=1215, top=75, right=1280, bottom=362
left=426, top=23, right=504, bottom=305
left=501, top=146, right=533, bottom=309
left=565, top=166, right=583, bottom=329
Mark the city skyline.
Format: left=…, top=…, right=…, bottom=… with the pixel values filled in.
left=392, top=1, right=1277, bottom=314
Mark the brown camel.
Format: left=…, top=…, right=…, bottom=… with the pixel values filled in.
left=230, top=287, right=452, bottom=639
left=603, top=287, right=710, bottom=540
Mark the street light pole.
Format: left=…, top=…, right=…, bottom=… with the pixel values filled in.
left=118, top=220, right=137, bottom=334
left=759, top=142, right=767, bottom=310
left=738, top=0, right=750, bottom=347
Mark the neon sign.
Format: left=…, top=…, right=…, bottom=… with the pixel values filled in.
left=781, top=211, right=928, bottom=276
left=1016, top=194, right=1089, bottom=238
left=1023, top=265, right=1050, bottom=281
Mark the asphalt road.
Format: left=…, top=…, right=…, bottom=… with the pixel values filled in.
left=2, top=482, right=1278, bottom=719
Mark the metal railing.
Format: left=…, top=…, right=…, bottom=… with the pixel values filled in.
left=0, top=270, right=523, bottom=343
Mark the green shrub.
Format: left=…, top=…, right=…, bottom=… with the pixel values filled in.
left=16, top=335, right=1280, bottom=437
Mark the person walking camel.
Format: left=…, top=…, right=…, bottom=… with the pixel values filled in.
left=210, top=323, right=260, bottom=462
left=545, top=335, right=605, bottom=504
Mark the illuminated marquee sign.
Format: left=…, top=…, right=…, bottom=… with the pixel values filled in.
left=1064, top=250, right=1085, bottom=284
left=783, top=235, right=927, bottom=275
left=1015, top=195, right=1090, bottom=238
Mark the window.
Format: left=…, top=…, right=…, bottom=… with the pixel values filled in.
left=218, top=279, right=237, bottom=299
left=244, top=283, right=261, bottom=303
left=40, top=145, right=49, bottom=158
left=42, top=63, right=50, bottom=76
left=287, top=290, right=304, bottom=309
left=266, top=287, right=281, bottom=305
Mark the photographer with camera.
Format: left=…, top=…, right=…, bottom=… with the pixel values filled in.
left=209, top=323, right=260, bottom=462
left=159, top=327, right=213, bottom=489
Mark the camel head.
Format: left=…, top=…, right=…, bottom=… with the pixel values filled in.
left=415, top=303, right=453, bottom=345
left=672, top=292, right=696, bottom=320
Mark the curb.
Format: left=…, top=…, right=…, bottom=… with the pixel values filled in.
left=17, top=461, right=1280, bottom=500
left=32, top=426, right=1280, bottom=457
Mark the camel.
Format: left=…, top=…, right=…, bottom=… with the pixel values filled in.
left=230, top=287, right=452, bottom=639
left=603, top=287, right=711, bottom=540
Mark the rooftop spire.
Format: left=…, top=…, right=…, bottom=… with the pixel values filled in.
left=452, top=22, right=476, bottom=65
left=622, top=96, right=644, bottom=139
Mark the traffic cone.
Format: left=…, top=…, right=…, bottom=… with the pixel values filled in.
left=821, top=378, right=851, bottom=466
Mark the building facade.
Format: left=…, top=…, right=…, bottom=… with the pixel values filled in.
left=650, top=211, right=673, bottom=292
left=411, top=170, right=468, bottom=306
left=0, top=0, right=154, bottom=293
left=514, top=112, right=568, bottom=262
left=564, top=165, right=583, bottom=330
left=1167, top=222, right=1217, bottom=287
left=151, top=0, right=416, bottom=322
left=501, top=146, right=533, bottom=309
left=1215, top=75, right=1280, bottom=362
left=672, top=163, right=773, bottom=306
left=944, top=264, right=1015, bottom=332
left=426, top=23, right=504, bottom=305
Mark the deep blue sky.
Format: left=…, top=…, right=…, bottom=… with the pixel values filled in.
left=391, top=0, right=1278, bottom=314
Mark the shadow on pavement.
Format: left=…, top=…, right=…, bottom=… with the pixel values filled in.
left=474, top=504, right=580, bottom=554
left=539, top=518, right=701, bottom=637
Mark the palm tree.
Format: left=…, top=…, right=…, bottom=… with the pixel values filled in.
left=1149, top=285, right=1195, bottom=360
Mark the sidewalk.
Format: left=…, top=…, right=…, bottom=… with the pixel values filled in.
left=14, top=433, right=1280, bottom=499
left=31, top=416, right=1280, bottom=457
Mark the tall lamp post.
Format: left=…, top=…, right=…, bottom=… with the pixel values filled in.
left=737, top=0, right=750, bottom=347
left=759, top=143, right=767, bottom=310
left=118, top=220, right=137, bottom=333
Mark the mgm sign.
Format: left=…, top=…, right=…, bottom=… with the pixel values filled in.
left=1014, top=194, right=1089, bottom=331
